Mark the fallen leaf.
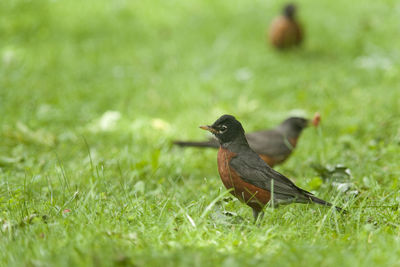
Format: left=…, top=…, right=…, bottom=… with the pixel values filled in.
left=311, top=163, right=352, bottom=181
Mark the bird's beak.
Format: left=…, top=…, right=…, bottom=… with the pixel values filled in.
left=312, top=112, right=321, bottom=127
left=199, top=125, right=218, bottom=134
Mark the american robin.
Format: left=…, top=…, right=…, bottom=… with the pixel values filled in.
left=175, top=115, right=319, bottom=167
left=200, top=114, right=344, bottom=221
left=268, top=3, right=303, bottom=49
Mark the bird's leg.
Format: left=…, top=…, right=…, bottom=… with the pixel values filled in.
left=252, top=209, right=259, bottom=222
left=252, top=208, right=264, bottom=223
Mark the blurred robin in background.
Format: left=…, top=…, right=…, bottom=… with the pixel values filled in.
left=174, top=114, right=320, bottom=167
left=200, top=114, right=344, bottom=222
left=268, top=3, right=303, bottom=49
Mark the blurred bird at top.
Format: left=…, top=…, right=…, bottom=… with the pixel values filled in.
left=268, top=3, right=303, bottom=49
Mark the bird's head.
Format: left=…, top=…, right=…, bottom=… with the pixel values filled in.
left=282, top=117, right=309, bottom=130
left=200, top=115, right=246, bottom=144
left=283, top=3, right=297, bottom=19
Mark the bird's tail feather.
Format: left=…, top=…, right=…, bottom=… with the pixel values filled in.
left=173, top=140, right=219, bottom=148
left=309, top=195, right=346, bottom=213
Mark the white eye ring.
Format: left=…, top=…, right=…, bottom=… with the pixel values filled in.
left=219, top=125, right=227, bottom=133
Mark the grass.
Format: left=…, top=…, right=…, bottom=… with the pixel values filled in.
left=1, top=0, right=400, bottom=266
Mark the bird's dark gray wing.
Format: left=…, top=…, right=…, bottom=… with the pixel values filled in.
left=229, top=150, right=310, bottom=201
left=245, top=130, right=292, bottom=157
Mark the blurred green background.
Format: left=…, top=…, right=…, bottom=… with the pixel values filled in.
left=1, top=0, right=400, bottom=266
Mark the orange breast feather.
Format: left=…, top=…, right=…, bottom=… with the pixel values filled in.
left=268, top=16, right=302, bottom=48
left=217, top=147, right=271, bottom=211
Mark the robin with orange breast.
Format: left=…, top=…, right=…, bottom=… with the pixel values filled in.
left=175, top=114, right=320, bottom=167
left=268, top=3, right=303, bottom=49
left=200, top=115, right=344, bottom=221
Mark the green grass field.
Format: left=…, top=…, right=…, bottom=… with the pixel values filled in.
left=1, top=0, right=400, bottom=266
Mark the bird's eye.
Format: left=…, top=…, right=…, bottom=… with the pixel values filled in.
left=220, top=125, right=227, bottom=132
